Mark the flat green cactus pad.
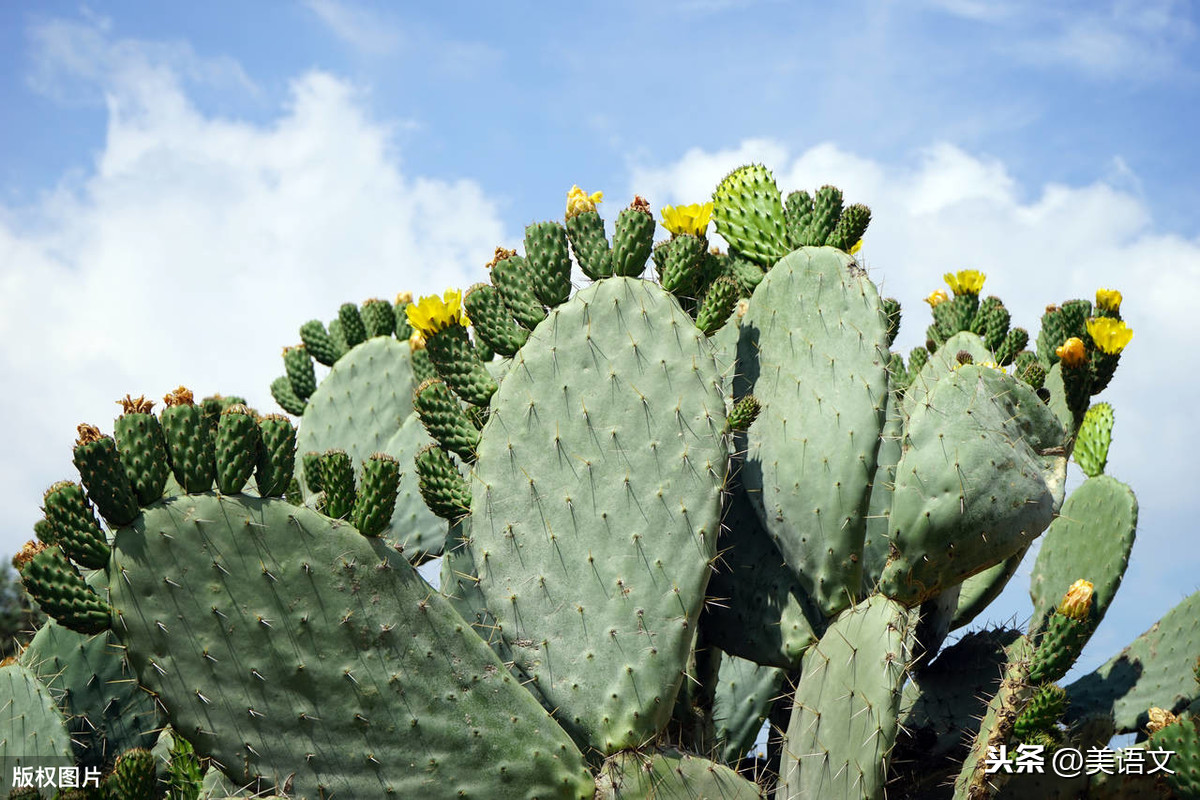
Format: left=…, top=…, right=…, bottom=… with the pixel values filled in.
left=0, top=664, right=74, bottom=799
left=596, top=748, right=762, bottom=799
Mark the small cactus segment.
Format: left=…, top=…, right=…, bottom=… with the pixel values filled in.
left=736, top=246, right=891, bottom=618
left=463, top=283, right=528, bottom=356
left=299, top=319, right=342, bottom=366
left=725, top=394, right=761, bottom=433
left=102, top=748, right=157, bottom=800
left=269, top=375, right=306, bottom=416
left=1012, top=684, right=1067, bottom=742
left=783, top=189, right=813, bottom=245
left=655, top=233, right=708, bottom=297
left=254, top=415, right=296, bottom=498
left=469, top=277, right=728, bottom=754
left=524, top=221, right=573, bottom=307
left=41, top=481, right=109, bottom=570
left=564, top=186, right=612, bottom=280
left=380, top=414, right=449, bottom=556
left=694, top=275, right=739, bottom=335
left=424, top=323, right=497, bottom=407
left=1066, top=590, right=1200, bottom=733
left=72, top=424, right=138, bottom=527
left=1148, top=714, right=1200, bottom=800
left=107, top=494, right=595, bottom=799
left=881, top=365, right=1066, bottom=605
left=114, top=395, right=170, bottom=505
left=412, top=378, right=480, bottom=461
left=826, top=202, right=871, bottom=252
left=610, top=197, right=654, bottom=277
left=712, top=164, right=791, bottom=266
left=1074, top=402, right=1115, bottom=478
left=350, top=453, right=400, bottom=537
left=415, top=444, right=471, bottom=521
left=596, top=748, right=761, bottom=799
left=801, top=185, right=844, bottom=246
left=337, top=301, right=367, bottom=348
left=712, top=654, right=787, bottom=767
left=777, top=595, right=915, bottom=800
left=160, top=387, right=216, bottom=493
left=14, top=543, right=110, bottom=635
left=360, top=297, right=394, bottom=338
left=282, top=345, right=316, bottom=401
left=214, top=405, right=260, bottom=494
left=0, top=663, right=74, bottom=795
left=489, top=249, right=546, bottom=330
left=318, top=449, right=355, bottom=519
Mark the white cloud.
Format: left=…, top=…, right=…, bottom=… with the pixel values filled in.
left=303, top=0, right=402, bottom=56
left=0, top=20, right=505, bottom=556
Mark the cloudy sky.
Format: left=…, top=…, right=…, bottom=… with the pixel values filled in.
left=2, top=1, right=1197, bottom=680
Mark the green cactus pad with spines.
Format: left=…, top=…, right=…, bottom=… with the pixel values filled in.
left=565, top=208, right=612, bottom=280
left=281, top=345, right=315, bottom=402
left=464, top=283, right=528, bottom=356
left=412, top=378, right=479, bottom=461
left=160, top=393, right=216, bottom=493
left=827, top=202, right=871, bottom=253
left=114, top=399, right=171, bottom=505
left=800, top=185, right=844, bottom=247
left=269, top=376, right=305, bottom=416
left=695, top=275, right=739, bottom=335
left=489, top=251, right=545, bottom=330
left=902, top=330, right=994, bottom=414
left=703, top=479, right=817, bottom=670
left=42, top=481, right=109, bottom=570
left=950, top=546, right=1030, bottom=631
left=350, top=453, right=400, bottom=537
left=596, top=748, right=761, bottom=799
left=360, top=297, right=394, bottom=338
left=736, top=246, right=891, bottom=618
left=214, top=406, right=260, bottom=495
left=712, top=654, right=786, bottom=767
left=1066, top=590, right=1200, bottom=733
left=657, top=233, right=707, bottom=296
left=778, top=595, right=915, bottom=800
left=106, top=493, right=595, bottom=799
left=318, top=449, right=355, bottom=519
left=425, top=323, right=497, bottom=407
left=995, top=326, right=1028, bottom=366
left=0, top=663, right=74, bottom=798
left=254, top=415, right=295, bottom=498
left=468, top=277, right=727, bottom=754
left=861, top=377, right=903, bottom=594
left=337, top=302, right=367, bottom=348
left=1029, top=475, right=1136, bottom=643
left=783, top=188, right=813, bottom=248
left=72, top=429, right=138, bottom=527
left=881, top=364, right=1067, bottom=605
left=415, top=444, right=471, bottom=521
left=299, top=319, right=341, bottom=366
left=610, top=200, right=654, bottom=278
left=524, top=220, right=573, bottom=307
left=712, top=164, right=791, bottom=266
left=1074, top=402, right=1115, bottom=478
left=1149, top=715, right=1200, bottom=800
left=18, top=545, right=110, bottom=635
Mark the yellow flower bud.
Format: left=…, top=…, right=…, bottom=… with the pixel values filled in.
left=395, top=291, right=413, bottom=306
left=849, top=239, right=863, bottom=255
left=1058, top=579, right=1094, bottom=620
left=943, top=269, right=986, bottom=296
left=660, top=202, right=714, bottom=237
left=566, top=185, right=603, bottom=219
left=1086, top=317, right=1133, bottom=355
left=1055, top=337, right=1087, bottom=368
left=1095, top=288, right=1122, bottom=313
left=925, top=290, right=950, bottom=308
left=408, top=331, right=426, bottom=351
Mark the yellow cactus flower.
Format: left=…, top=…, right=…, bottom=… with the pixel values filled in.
left=1058, top=579, right=1094, bottom=620
left=925, top=289, right=950, bottom=308
left=406, top=289, right=468, bottom=337
left=849, top=239, right=863, bottom=255
left=943, top=269, right=986, bottom=296
left=1095, top=288, right=1122, bottom=314
left=566, top=185, right=603, bottom=219
left=1055, top=337, right=1087, bottom=368
left=395, top=290, right=413, bottom=306
left=661, top=202, right=714, bottom=237
left=1086, top=317, right=1133, bottom=355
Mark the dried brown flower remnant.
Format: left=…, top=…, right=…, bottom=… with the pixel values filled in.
left=164, top=386, right=194, bottom=407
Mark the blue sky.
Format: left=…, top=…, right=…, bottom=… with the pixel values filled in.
left=1, top=0, right=1198, bottom=685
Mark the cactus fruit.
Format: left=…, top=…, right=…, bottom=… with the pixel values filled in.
left=712, top=164, right=791, bottom=265
left=1074, top=402, right=1115, bottom=477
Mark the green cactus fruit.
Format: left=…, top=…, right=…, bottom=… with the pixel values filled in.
left=318, top=449, right=355, bottom=519
left=597, top=748, right=761, bottom=799
left=159, top=387, right=216, bottom=493
left=328, top=315, right=347, bottom=353
left=565, top=207, right=612, bottom=280
left=269, top=375, right=305, bottom=416
left=394, top=298, right=414, bottom=340
left=410, top=342, right=436, bottom=383
left=1012, top=349, right=1046, bottom=390
left=32, top=516, right=56, bottom=546
left=360, top=297, right=394, bottom=338
left=424, top=323, right=497, bottom=407
left=826, top=202, right=871, bottom=253
left=200, top=393, right=248, bottom=433
left=1075, top=402, right=1115, bottom=478
left=524, top=220, right=573, bottom=307
left=995, top=326, right=1029, bottom=366
left=727, top=254, right=765, bottom=296
left=102, top=748, right=157, bottom=800
left=881, top=296, right=901, bottom=347
left=983, top=298, right=1012, bottom=353
left=72, top=425, right=138, bottom=527
left=337, top=301, right=367, bottom=348
left=882, top=364, right=1066, bottom=605
left=301, top=451, right=322, bottom=494
left=299, top=319, right=342, bottom=366
left=42, top=481, right=109, bottom=571
left=1149, top=715, right=1200, bottom=800
left=950, top=546, right=1030, bottom=631
left=1013, top=684, right=1068, bottom=742
left=468, top=277, right=727, bottom=754
left=778, top=596, right=915, bottom=800
left=349, top=453, right=400, bottom=537
left=214, top=405, right=260, bottom=495
left=1030, top=604, right=1094, bottom=685
left=14, top=542, right=109, bottom=635
left=415, top=444, right=470, bottom=521
left=695, top=275, right=739, bottom=335
left=254, top=414, right=296, bottom=498
left=463, top=283, right=528, bottom=357
left=908, top=345, right=930, bottom=376
left=281, top=344, right=316, bottom=401
left=1037, top=299, right=1093, bottom=366
left=783, top=189, right=814, bottom=249
left=106, top=493, right=595, bottom=799
left=113, top=395, right=171, bottom=505
left=725, top=394, right=761, bottom=433
left=800, top=185, right=844, bottom=247
left=712, top=164, right=791, bottom=266
left=712, top=654, right=786, bottom=767
left=657, top=233, right=707, bottom=296
left=610, top=197, right=654, bottom=277
left=488, top=248, right=545, bottom=330
left=736, top=247, right=891, bottom=618
left=0, top=663, right=74, bottom=792
left=412, top=378, right=479, bottom=461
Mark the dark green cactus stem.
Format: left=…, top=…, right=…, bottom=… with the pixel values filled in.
left=695, top=275, right=739, bottom=335
left=270, top=375, right=306, bottom=415
left=610, top=196, right=654, bottom=277
left=783, top=189, right=813, bottom=249
left=33, top=516, right=56, bottom=546
left=523, top=220, right=572, bottom=306
left=415, top=444, right=471, bottom=521
left=282, top=344, right=316, bottom=401
left=214, top=405, right=260, bottom=494
left=42, top=481, right=109, bottom=570
left=564, top=207, right=612, bottom=280
left=114, top=394, right=170, bottom=505
left=328, top=315, right=347, bottom=352
left=319, top=449, right=356, bottom=519
left=102, top=748, right=157, bottom=800
left=463, top=283, right=528, bottom=356
left=410, top=343, right=436, bottom=384
left=827, top=202, right=871, bottom=252
left=995, top=326, right=1028, bottom=366
left=657, top=233, right=707, bottom=296
left=726, top=395, right=761, bottom=432
left=488, top=248, right=545, bottom=330
left=413, top=378, right=480, bottom=461
left=351, top=453, right=401, bottom=537
left=800, top=184, right=844, bottom=246
left=14, top=542, right=110, bottom=634
left=71, top=424, right=139, bottom=528
left=301, top=450, right=323, bottom=494
left=361, top=297, right=394, bottom=338
left=1030, top=605, right=1092, bottom=685
left=712, top=164, right=791, bottom=265
left=1013, top=684, right=1067, bottom=742
left=255, top=414, right=296, bottom=497
left=424, top=323, right=497, bottom=407
left=394, top=293, right=414, bottom=339
left=337, top=301, right=367, bottom=348
left=299, top=319, right=342, bottom=366
left=159, top=387, right=216, bottom=493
